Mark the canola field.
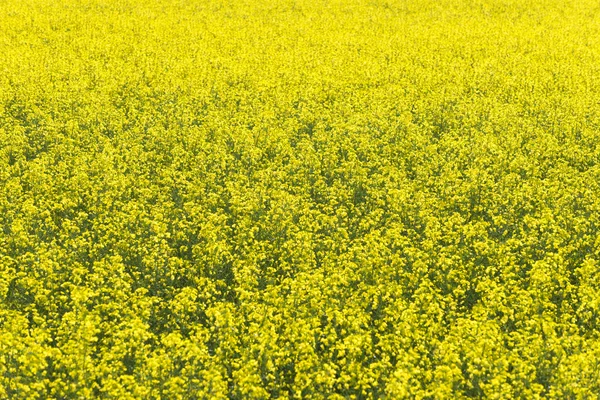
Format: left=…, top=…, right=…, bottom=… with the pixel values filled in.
left=1, top=0, right=600, bottom=398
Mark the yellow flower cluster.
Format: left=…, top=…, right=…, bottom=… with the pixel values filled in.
left=1, top=0, right=600, bottom=398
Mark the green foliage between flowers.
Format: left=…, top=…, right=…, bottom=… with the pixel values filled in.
left=1, top=0, right=600, bottom=398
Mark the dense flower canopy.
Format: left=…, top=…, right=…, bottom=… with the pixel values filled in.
left=1, top=0, right=600, bottom=398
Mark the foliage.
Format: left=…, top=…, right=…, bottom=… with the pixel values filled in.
left=1, top=0, right=600, bottom=398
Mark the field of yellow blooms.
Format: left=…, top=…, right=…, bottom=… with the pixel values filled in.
left=1, top=0, right=600, bottom=398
